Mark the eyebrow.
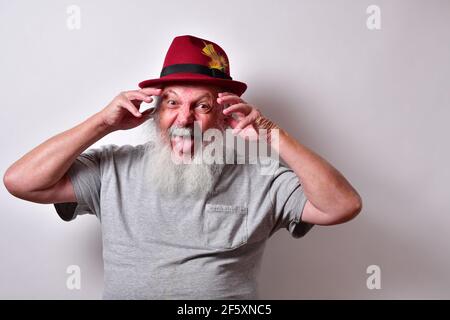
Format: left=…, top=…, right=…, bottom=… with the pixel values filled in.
left=163, top=90, right=214, bottom=101
left=165, top=89, right=178, bottom=97
left=195, top=93, right=214, bottom=101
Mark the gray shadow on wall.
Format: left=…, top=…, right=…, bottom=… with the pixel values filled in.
left=250, top=85, right=450, bottom=299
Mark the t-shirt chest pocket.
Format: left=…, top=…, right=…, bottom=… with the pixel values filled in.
left=204, top=204, right=248, bottom=250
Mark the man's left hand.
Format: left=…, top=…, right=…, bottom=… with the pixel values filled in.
left=217, top=92, right=278, bottom=142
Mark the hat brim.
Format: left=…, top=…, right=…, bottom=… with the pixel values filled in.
left=138, top=73, right=247, bottom=96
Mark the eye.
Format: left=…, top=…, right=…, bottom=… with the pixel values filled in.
left=166, top=100, right=177, bottom=107
left=195, top=103, right=212, bottom=113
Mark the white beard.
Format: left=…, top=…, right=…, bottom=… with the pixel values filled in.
left=144, top=120, right=229, bottom=198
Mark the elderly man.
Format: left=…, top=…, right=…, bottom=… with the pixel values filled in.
left=3, top=35, right=362, bottom=299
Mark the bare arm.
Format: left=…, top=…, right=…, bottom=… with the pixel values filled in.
left=272, top=129, right=362, bottom=225
left=3, top=88, right=161, bottom=204
left=218, top=92, right=363, bottom=226
left=3, top=113, right=111, bottom=203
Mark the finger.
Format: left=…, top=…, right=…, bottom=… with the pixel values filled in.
left=233, top=109, right=260, bottom=134
left=131, top=110, right=155, bottom=124
left=140, top=87, right=163, bottom=96
left=124, top=91, right=153, bottom=103
left=118, top=98, right=142, bottom=117
left=218, top=91, right=235, bottom=97
left=225, top=109, right=246, bottom=118
left=217, top=95, right=245, bottom=106
left=222, top=103, right=252, bottom=116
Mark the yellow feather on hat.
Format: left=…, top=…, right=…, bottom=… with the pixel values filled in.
left=202, top=41, right=228, bottom=72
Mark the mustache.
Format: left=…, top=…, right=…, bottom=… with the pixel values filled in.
left=168, top=126, right=194, bottom=137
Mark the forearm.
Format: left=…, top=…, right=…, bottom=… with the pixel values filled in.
left=4, top=111, right=111, bottom=193
left=272, top=128, right=361, bottom=215
left=254, top=113, right=361, bottom=217
left=220, top=92, right=362, bottom=219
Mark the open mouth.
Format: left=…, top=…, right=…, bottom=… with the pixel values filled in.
left=168, top=125, right=204, bottom=154
left=170, top=134, right=195, bottom=154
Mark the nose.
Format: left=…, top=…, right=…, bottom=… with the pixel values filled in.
left=175, top=104, right=195, bottom=127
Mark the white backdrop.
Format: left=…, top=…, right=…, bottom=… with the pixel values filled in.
left=1, top=0, right=449, bottom=299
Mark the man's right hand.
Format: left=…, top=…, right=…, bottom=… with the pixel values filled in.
left=99, top=87, right=162, bottom=131
left=3, top=86, right=162, bottom=204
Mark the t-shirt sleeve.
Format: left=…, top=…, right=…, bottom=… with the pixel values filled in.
left=53, top=146, right=106, bottom=222
left=269, top=165, right=314, bottom=238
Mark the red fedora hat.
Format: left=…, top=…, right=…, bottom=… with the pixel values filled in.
left=138, top=35, right=247, bottom=96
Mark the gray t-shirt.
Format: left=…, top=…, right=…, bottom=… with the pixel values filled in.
left=53, top=142, right=314, bottom=299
